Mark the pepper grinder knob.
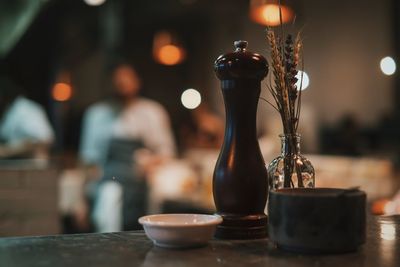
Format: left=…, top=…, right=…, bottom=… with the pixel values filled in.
left=234, top=40, right=248, bottom=52
left=214, top=40, right=268, bottom=80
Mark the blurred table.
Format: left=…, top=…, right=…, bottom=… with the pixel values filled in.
left=308, top=155, right=397, bottom=200
left=0, top=163, right=59, bottom=237
left=1, top=216, right=399, bottom=267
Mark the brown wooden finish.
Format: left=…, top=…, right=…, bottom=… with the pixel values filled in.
left=213, top=40, right=269, bottom=239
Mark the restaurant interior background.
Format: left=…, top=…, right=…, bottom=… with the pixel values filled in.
left=1, top=0, right=400, bottom=236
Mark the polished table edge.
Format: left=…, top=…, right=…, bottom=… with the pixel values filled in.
left=0, top=216, right=398, bottom=267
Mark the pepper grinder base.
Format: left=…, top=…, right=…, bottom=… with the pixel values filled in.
left=214, top=214, right=268, bottom=239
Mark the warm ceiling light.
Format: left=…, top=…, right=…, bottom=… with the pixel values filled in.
left=84, top=0, right=106, bottom=6
left=52, top=83, right=72, bottom=102
left=157, top=45, right=185, bottom=66
left=153, top=31, right=186, bottom=66
left=250, top=0, right=294, bottom=26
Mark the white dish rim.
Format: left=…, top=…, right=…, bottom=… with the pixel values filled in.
left=138, top=213, right=223, bottom=228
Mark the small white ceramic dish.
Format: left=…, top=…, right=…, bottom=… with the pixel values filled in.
left=138, top=214, right=222, bottom=248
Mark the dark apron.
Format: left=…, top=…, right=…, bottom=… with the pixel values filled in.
left=101, top=138, right=148, bottom=230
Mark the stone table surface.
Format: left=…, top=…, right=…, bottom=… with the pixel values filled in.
left=0, top=216, right=399, bottom=267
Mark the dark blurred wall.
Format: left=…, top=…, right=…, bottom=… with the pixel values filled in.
left=235, top=0, right=395, bottom=128
left=0, top=0, right=396, bottom=152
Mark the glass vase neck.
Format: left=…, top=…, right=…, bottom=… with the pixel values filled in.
left=279, top=133, right=301, bottom=156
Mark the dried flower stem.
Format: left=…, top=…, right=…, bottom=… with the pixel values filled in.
left=264, top=3, right=305, bottom=188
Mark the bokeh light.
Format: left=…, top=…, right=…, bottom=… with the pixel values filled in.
left=380, top=56, right=396, bottom=76
left=84, top=0, right=106, bottom=6
left=181, top=88, right=201, bottom=109
left=296, top=71, right=310, bottom=90
left=380, top=224, right=396, bottom=241
left=52, top=83, right=72, bottom=102
left=157, top=45, right=185, bottom=66
left=250, top=3, right=294, bottom=26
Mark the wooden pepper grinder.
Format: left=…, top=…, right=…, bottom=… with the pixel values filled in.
left=213, top=40, right=269, bottom=239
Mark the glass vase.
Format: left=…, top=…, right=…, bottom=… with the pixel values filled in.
left=267, top=134, right=315, bottom=189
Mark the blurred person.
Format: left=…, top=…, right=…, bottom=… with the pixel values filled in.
left=180, top=104, right=223, bottom=150
left=0, top=77, right=54, bottom=160
left=80, top=63, right=176, bottom=232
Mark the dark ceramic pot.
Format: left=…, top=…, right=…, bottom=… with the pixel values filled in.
left=268, top=188, right=366, bottom=253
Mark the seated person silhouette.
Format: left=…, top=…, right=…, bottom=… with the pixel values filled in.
left=0, top=77, right=54, bottom=161
left=80, top=63, right=176, bottom=232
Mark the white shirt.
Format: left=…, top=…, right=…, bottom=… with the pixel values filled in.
left=80, top=98, right=176, bottom=165
left=0, top=96, right=54, bottom=146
